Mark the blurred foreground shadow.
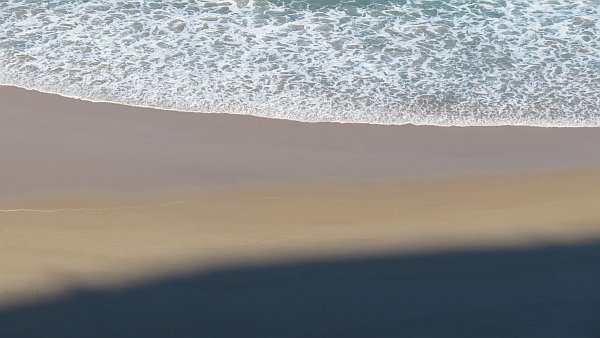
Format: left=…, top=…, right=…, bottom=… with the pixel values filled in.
left=1, top=242, right=600, bottom=338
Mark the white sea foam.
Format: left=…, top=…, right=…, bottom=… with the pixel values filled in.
left=1, top=0, right=599, bottom=126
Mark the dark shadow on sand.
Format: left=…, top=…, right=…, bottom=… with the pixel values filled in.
left=1, top=242, right=600, bottom=338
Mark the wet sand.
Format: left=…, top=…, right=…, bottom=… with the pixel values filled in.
left=1, top=86, right=600, bottom=336
left=3, top=86, right=600, bottom=197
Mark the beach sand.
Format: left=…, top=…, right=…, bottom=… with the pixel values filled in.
left=1, top=86, right=600, bottom=336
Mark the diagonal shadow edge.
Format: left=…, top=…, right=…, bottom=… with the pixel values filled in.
left=1, top=240, right=600, bottom=338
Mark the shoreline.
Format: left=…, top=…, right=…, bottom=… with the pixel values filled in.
left=2, top=84, right=598, bottom=128
left=2, top=84, right=600, bottom=315
left=3, top=85, right=600, bottom=197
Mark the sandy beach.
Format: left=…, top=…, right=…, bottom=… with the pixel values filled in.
left=1, top=85, right=600, bottom=337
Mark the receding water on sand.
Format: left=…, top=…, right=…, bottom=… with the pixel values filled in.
left=1, top=0, right=599, bottom=126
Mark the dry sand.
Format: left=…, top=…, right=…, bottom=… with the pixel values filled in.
left=1, top=86, right=600, bottom=336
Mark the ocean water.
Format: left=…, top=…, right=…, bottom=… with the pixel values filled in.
left=1, top=0, right=599, bottom=126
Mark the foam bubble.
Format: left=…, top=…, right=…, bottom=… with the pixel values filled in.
left=1, top=0, right=599, bottom=126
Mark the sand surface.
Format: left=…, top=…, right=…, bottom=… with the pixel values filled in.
left=3, top=86, right=600, bottom=197
left=1, top=86, right=600, bottom=337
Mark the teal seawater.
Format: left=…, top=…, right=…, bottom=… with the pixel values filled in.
left=1, top=0, right=599, bottom=126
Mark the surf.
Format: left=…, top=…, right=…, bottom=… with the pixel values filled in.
left=1, top=0, right=599, bottom=126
